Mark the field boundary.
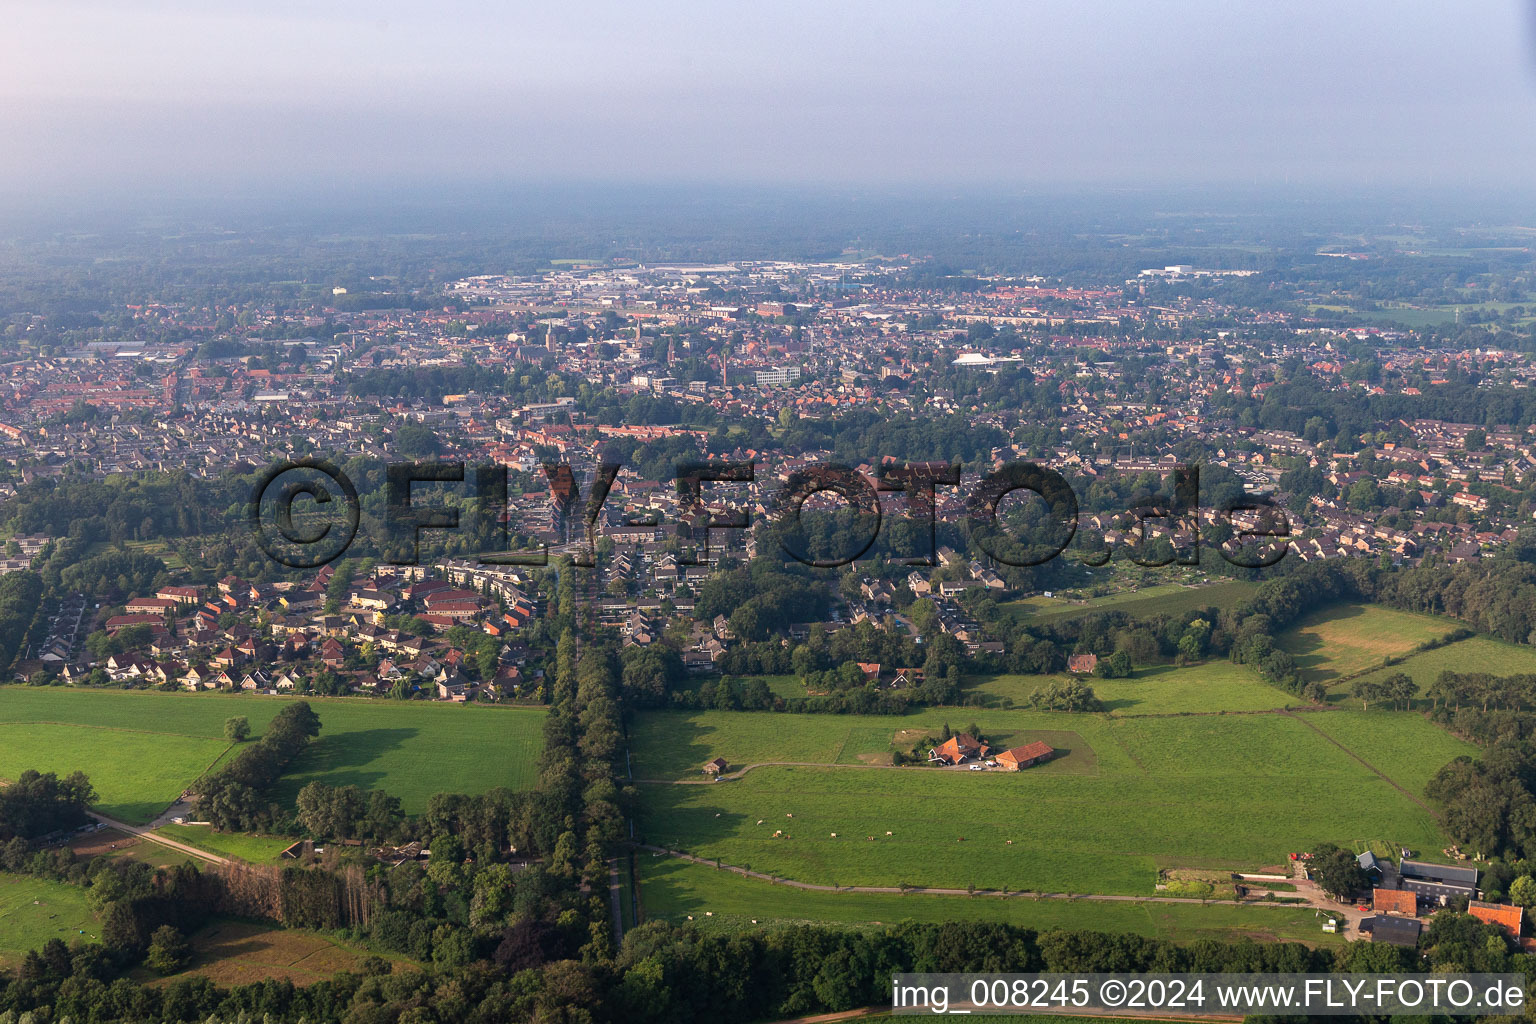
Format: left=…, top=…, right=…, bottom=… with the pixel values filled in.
left=635, top=844, right=1344, bottom=914
left=1281, top=712, right=1436, bottom=816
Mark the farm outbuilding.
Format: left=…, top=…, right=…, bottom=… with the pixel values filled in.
left=996, top=741, right=1056, bottom=771
left=1360, top=914, right=1422, bottom=947
left=1372, top=888, right=1417, bottom=916
left=703, top=757, right=729, bottom=775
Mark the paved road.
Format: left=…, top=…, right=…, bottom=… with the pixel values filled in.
left=86, top=810, right=228, bottom=866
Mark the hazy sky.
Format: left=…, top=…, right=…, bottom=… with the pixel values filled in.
left=5, top=0, right=1536, bottom=198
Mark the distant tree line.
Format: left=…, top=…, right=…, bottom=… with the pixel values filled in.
left=0, top=903, right=1525, bottom=1024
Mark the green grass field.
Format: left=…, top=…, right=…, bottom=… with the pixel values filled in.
left=0, top=688, right=547, bottom=819
left=1003, top=580, right=1259, bottom=626
left=639, top=857, right=1344, bottom=946
left=1277, top=604, right=1462, bottom=685
left=153, top=825, right=296, bottom=862
left=0, top=721, right=231, bottom=824
left=0, top=874, right=98, bottom=965
left=632, top=708, right=1454, bottom=895
left=967, top=661, right=1295, bottom=714
left=631, top=708, right=1102, bottom=778
left=1346, top=635, right=1536, bottom=697
left=1298, top=710, right=1479, bottom=794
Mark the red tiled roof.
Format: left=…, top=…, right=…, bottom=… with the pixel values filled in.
left=1001, top=741, right=1055, bottom=763
left=1373, top=888, right=1417, bottom=916
left=1469, top=901, right=1523, bottom=937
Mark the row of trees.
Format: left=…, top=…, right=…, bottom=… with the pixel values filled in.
left=1351, top=672, right=1418, bottom=710
left=193, top=702, right=321, bottom=831
left=0, top=571, right=41, bottom=676
left=0, top=907, right=1523, bottom=1023
left=1425, top=670, right=1536, bottom=713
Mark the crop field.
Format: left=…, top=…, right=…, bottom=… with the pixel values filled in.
left=632, top=709, right=1455, bottom=895
left=639, top=857, right=1345, bottom=946
left=0, top=688, right=546, bottom=819
left=1346, top=635, right=1536, bottom=697
left=1003, top=580, right=1259, bottom=625
left=1276, top=604, right=1462, bottom=684
left=967, top=661, right=1294, bottom=714
left=0, top=874, right=98, bottom=966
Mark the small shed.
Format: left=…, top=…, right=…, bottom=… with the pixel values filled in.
left=703, top=757, right=729, bottom=776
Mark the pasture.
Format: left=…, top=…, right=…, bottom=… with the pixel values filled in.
left=1276, top=604, right=1462, bottom=685
left=632, top=708, right=1456, bottom=895
left=1346, top=635, right=1536, bottom=697
left=639, top=857, right=1344, bottom=946
left=0, top=688, right=546, bottom=819
left=0, top=721, right=230, bottom=824
left=0, top=874, right=98, bottom=966
left=967, top=661, right=1294, bottom=714
left=1298, top=710, right=1479, bottom=794
left=153, top=825, right=296, bottom=863
left=630, top=708, right=1102, bottom=780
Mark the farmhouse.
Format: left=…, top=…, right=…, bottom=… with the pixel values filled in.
left=1066, top=653, right=1098, bottom=674
left=996, top=741, right=1055, bottom=771
left=703, top=757, right=728, bottom=775
left=928, top=733, right=990, bottom=765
